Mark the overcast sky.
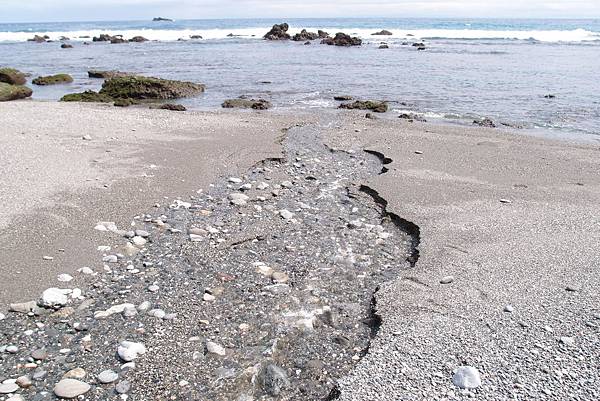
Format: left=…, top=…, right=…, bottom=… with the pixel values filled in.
left=1, top=0, right=599, bottom=23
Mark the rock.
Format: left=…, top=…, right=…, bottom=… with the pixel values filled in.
left=279, top=209, right=294, bottom=220
left=560, top=336, right=575, bottom=346
left=61, top=43, right=73, bottom=49
left=0, top=68, right=27, bottom=85
left=117, top=341, right=146, bottom=361
left=261, top=364, right=290, bottom=396
left=100, top=76, right=205, bottom=100
left=9, top=300, right=38, bottom=313
left=152, top=103, right=187, bottom=111
left=0, top=83, right=33, bottom=101
left=32, top=369, right=48, bottom=380
left=292, top=29, right=319, bottom=41
left=16, top=376, right=32, bottom=388
left=0, top=382, right=19, bottom=394
left=78, top=266, right=94, bottom=275
left=7, top=395, right=25, bottom=401
left=115, top=380, right=131, bottom=394
left=27, top=35, right=47, bottom=42
left=203, top=293, right=216, bottom=302
left=379, top=44, right=389, bottom=49
left=228, top=192, right=249, bottom=205
left=398, top=113, right=427, bottom=122
left=129, top=36, right=148, bottom=42
left=321, top=32, right=362, bottom=46
left=440, top=276, right=454, bottom=284
left=148, top=309, right=166, bottom=318
left=53, top=379, right=91, bottom=399
left=264, top=23, right=291, bottom=40
left=103, top=254, right=118, bottom=263
left=0, top=312, right=4, bottom=320
left=544, top=94, right=556, bottom=99
left=88, top=70, right=131, bottom=79
left=40, top=288, right=69, bottom=308
left=113, top=98, right=134, bottom=107
left=110, top=36, right=127, bottom=44
left=318, top=30, right=329, bottom=38
left=31, top=348, right=48, bottom=360
left=334, top=95, right=353, bottom=101
left=272, top=271, right=289, bottom=283
left=63, top=368, right=86, bottom=379
left=206, top=341, right=226, bottom=356
left=372, top=30, right=393, bottom=36
left=57, top=273, right=73, bottom=282
left=148, top=284, right=159, bottom=292
left=473, top=117, right=496, bottom=128
left=97, top=370, right=119, bottom=384
left=189, top=35, right=203, bottom=39
left=153, top=17, right=173, bottom=21
left=339, top=100, right=388, bottom=113
left=32, top=74, right=73, bottom=85
left=60, top=90, right=113, bottom=103
left=452, top=366, right=481, bottom=389
left=222, top=98, right=271, bottom=110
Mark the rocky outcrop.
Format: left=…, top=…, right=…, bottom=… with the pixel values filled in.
left=339, top=100, right=388, bottom=113
left=398, top=113, right=427, bottom=122
left=473, top=118, right=496, bottom=128
left=0, top=83, right=32, bottom=101
left=99, top=76, right=205, bottom=100
left=88, top=70, right=131, bottom=79
left=27, top=35, right=47, bottom=43
left=372, top=30, right=393, bottom=36
left=150, top=103, right=187, bottom=111
left=321, top=33, right=362, bottom=47
left=93, top=34, right=113, bottom=42
left=60, top=90, right=113, bottom=103
left=333, top=95, right=353, bottom=101
left=292, top=29, right=319, bottom=41
left=32, top=74, right=73, bottom=85
left=264, top=23, right=291, bottom=40
left=61, top=43, right=73, bottom=49
left=318, top=30, right=329, bottom=38
left=0, top=68, right=27, bottom=85
left=222, top=98, right=271, bottom=110
left=129, top=36, right=148, bottom=43
left=153, top=17, right=173, bottom=21
left=113, top=98, right=135, bottom=107
left=110, top=36, right=127, bottom=44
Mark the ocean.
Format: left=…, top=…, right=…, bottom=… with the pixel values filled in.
left=1, top=18, right=599, bottom=140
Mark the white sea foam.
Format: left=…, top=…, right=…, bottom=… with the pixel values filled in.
left=0, top=26, right=598, bottom=43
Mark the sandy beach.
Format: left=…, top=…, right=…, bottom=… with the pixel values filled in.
left=0, top=101, right=598, bottom=400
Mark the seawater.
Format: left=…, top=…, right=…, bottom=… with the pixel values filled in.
left=1, top=18, right=599, bottom=139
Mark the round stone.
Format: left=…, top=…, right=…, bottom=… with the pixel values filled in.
left=452, top=366, right=482, bottom=389
left=272, top=272, right=289, bottom=284
left=206, top=341, right=226, bottom=356
left=97, top=370, right=119, bottom=384
left=53, top=378, right=91, bottom=399
left=115, top=380, right=131, bottom=394
left=0, top=382, right=19, bottom=394
left=504, top=304, right=514, bottom=313
left=6, top=345, right=18, bottom=353
left=440, top=276, right=454, bottom=284
left=31, top=349, right=48, bottom=360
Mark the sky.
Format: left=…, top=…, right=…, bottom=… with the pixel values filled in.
left=1, top=0, right=599, bottom=23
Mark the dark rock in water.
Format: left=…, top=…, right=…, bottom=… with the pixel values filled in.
left=88, top=70, right=131, bottom=79
left=189, top=35, right=203, bottom=39
left=28, top=35, right=47, bottom=43
left=339, top=100, right=388, bottom=113
left=153, top=17, right=173, bottom=22
left=264, top=23, right=291, bottom=40
left=0, top=83, right=32, bottom=101
left=292, top=29, right=319, bottom=41
left=365, top=112, right=375, bottom=119
left=372, top=30, right=393, bottom=36
left=226, top=33, right=235, bottom=37
left=379, top=44, right=389, bottom=49
left=399, top=113, right=427, bottom=122
left=222, top=98, right=271, bottom=110
left=32, top=74, right=73, bottom=85
left=93, top=34, right=113, bottom=42
left=304, top=41, right=311, bottom=45
left=61, top=43, right=73, bottom=49
left=0, top=68, right=27, bottom=85
left=79, top=35, right=90, bottom=38
left=416, top=46, right=426, bottom=51
left=100, top=76, right=205, bottom=100
left=334, top=95, right=353, bottom=101
left=59, top=36, right=70, bottom=41
left=60, top=90, right=113, bottom=103
left=110, top=36, right=127, bottom=44
left=318, top=30, right=330, bottom=38
left=261, top=364, right=290, bottom=396
left=473, top=117, right=496, bottom=128
left=544, top=94, right=556, bottom=99
left=321, top=32, right=362, bottom=47
left=113, top=98, right=134, bottom=107
left=152, top=103, right=187, bottom=111
left=129, top=36, right=148, bottom=43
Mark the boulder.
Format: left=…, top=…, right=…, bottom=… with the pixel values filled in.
left=0, top=83, right=32, bottom=101
left=264, top=23, right=291, bottom=40
left=27, top=35, right=47, bottom=43
left=60, top=90, right=113, bottom=103
left=0, top=68, right=27, bottom=85
left=151, top=103, right=187, bottom=111
left=190, top=35, right=203, bottom=39
left=100, top=76, right=205, bottom=100
left=398, top=113, right=427, bottom=122
left=32, top=74, right=73, bottom=85
left=292, top=29, right=319, bottom=41
left=318, top=30, right=330, bottom=38
left=222, top=98, right=271, bottom=110
left=129, top=36, right=148, bottom=43
left=61, top=43, right=73, bottom=49
left=88, top=70, right=131, bottom=79
left=372, top=30, right=393, bottom=36
left=379, top=44, right=389, bottom=49
left=321, top=33, right=362, bottom=47
left=110, top=36, right=127, bottom=44
left=92, top=34, right=113, bottom=42
left=339, top=100, right=388, bottom=113
left=473, top=117, right=496, bottom=128
left=153, top=17, right=173, bottom=22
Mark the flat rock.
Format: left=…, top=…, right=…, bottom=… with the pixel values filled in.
left=0, top=382, right=19, bottom=394
left=97, top=370, right=119, bottom=384
left=206, top=341, right=226, bottom=356
left=40, top=288, right=69, bottom=308
left=53, top=379, right=91, bottom=399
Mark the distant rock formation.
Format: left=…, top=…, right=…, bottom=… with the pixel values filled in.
left=372, top=30, right=393, bottom=36
left=321, top=33, right=362, bottom=47
left=292, top=29, right=319, bottom=41
left=264, top=23, right=291, bottom=40
left=153, top=17, right=173, bottom=22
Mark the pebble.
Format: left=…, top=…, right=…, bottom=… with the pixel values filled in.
left=0, top=312, right=4, bottom=320
left=148, top=309, right=166, bottom=319
left=0, top=382, right=19, bottom=394
left=31, top=348, right=48, bottom=360
left=228, top=193, right=249, bottom=205
left=257, top=182, right=269, bottom=190
left=132, top=236, right=147, bottom=246
left=228, top=177, right=242, bottom=184
left=499, top=198, right=512, bottom=204
left=42, top=255, right=54, bottom=260
left=63, top=368, right=86, bottom=379
left=7, top=395, right=25, bottom=401
left=53, top=378, right=91, bottom=399
left=560, top=336, right=575, bottom=346
left=203, top=293, right=216, bottom=302
left=117, top=341, right=146, bottom=361
left=78, top=266, right=94, bottom=275
left=102, top=255, right=118, bottom=263
left=262, top=364, right=290, bottom=396
left=504, top=304, right=514, bottom=313
left=6, top=345, right=18, bottom=353
left=206, top=341, right=226, bottom=356
left=32, top=370, right=48, bottom=380
left=115, top=380, right=131, bottom=394
left=57, top=274, right=73, bottom=282
left=16, top=376, right=32, bottom=388
left=279, top=209, right=294, bottom=220
left=272, top=271, right=289, bottom=284
left=440, top=276, right=454, bottom=284
left=135, top=229, right=150, bottom=237
left=452, top=366, right=482, bottom=389
left=148, top=284, right=160, bottom=292
left=97, top=370, right=119, bottom=384
left=40, top=288, right=69, bottom=307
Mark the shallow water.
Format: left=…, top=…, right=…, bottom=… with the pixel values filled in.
left=1, top=18, right=599, bottom=139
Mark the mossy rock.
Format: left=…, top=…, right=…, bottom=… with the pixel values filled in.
left=150, top=103, right=187, bottom=111
left=0, top=68, right=27, bottom=85
left=100, top=76, right=205, bottom=100
left=222, top=98, right=271, bottom=110
left=32, top=74, right=73, bottom=86
left=0, top=82, right=32, bottom=101
left=88, top=70, right=132, bottom=79
left=113, top=98, right=135, bottom=107
left=60, top=90, right=113, bottom=103
left=339, top=100, right=388, bottom=113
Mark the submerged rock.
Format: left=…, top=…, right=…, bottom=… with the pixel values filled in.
left=372, top=30, right=393, bottom=36
left=100, top=76, right=205, bottom=100
left=321, top=32, right=362, bottom=46
left=339, top=100, right=388, bottom=113
left=264, top=23, right=291, bottom=40
left=292, top=29, right=319, bottom=41
left=222, top=98, right=271, bottom=110
left=32, top=74, right=73, bottom=85
left=379, top=44, right=389, bottom=49
left=334, top=95, right=353, bottom=101
left=88, top=70, right=131, bottom=79
left=61, top=43, right=73, bottom=49
left=153, top=17, right=173, bottom=22
left=473, top=117, right=496, bottom=128
left=151, top=103, right=187, bottom=111
left=129, top=36, right=148, bottom=43
left=0, top=68, right=27, bottom=85
left=60, top=90, right=113, bottom=103
left=0, top=83, right=32, bottom=101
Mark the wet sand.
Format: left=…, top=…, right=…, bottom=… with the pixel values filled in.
left=0, top=101, right=292, bottom=306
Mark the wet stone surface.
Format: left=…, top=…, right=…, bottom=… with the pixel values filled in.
left=0, top=120, right=413, bottom=400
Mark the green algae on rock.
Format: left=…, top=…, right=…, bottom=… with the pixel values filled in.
left=60, top=90, right=113, bottom=103
left=338, top=100, right=388, bottom=113
left=32, top=74, right=74, bottom=86
left=0, top=68, right=27, bottom=85
left=222, top=98, right=271, bottom=110
left=100, top=76, right=205, bottom=100
left=0, top=82, right=32, bottom=101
